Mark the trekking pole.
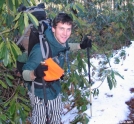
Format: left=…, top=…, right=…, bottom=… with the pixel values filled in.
left=39, top=33, right=50, bottom=124
left=87, top=44, right=92, bottom=117
left=42, top=78, right=50, bottom=124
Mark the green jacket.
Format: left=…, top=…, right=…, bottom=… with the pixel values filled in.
left=22, top=27, right=69, bottom=100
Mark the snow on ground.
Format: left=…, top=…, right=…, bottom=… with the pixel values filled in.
left=62, top=41, right=134, bottom=124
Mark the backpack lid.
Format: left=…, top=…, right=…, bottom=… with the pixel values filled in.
left=26, top=8, right=46, bottom=23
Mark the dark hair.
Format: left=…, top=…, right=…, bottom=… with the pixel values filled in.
left=53, top=13, right=73, bottom=28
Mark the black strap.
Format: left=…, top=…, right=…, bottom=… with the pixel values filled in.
left=42, top=79, right=49, bottom=124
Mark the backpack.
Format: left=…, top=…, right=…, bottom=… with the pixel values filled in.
left=16, top=3, right=52, bottom=74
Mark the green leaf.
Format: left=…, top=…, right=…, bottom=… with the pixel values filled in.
left=19, top=107, right=27, bottom=121
left=0, top=80, right=7, bottom=89
left=0, top=28, right=11, bottom=34
left=9, top=100, right=16, bottom=116
left=111, top=70, right=117, bottom=87
left=83, top=113, right=89, bottom=123
left=0, top=119, right=2, bottom=124
left=20, top=103, right=31, bottom=111
left=14, top=116, right=20, bottom=124
left=27, top=12, right=39, bottom=29
left=114, top=71, right=124, bottom=79
left=6, top=14, right=14, bottom=28
left=3, top=100, right=10, bottom=107
left=111, top=70, right=115, bottom=79
left=81, top=105, right=87, bottom=112
left=0, top=114, right=6, bottom=121
left=93, top=88, right=99, bottom=97
left=0, top=42, right=5, bottom=51
left=0, top=0, right=5, bottom=8
left=72, top=5, right=77, bottom=11
left=18, top=14, right=25, bottom=35
left=107, top=76, right=113, bottom=90
left=65, top=4, right=71, bottom=10
left=14, top=21, right=18, bottom=29
left=18, top=96, right=29, bottom=103
left=30, top=0, right=36, bottom=5
left=13, top=12, right=22, bottom=22
left=19, top=86, right=26, bottom=96
left=11, top=41, right=22, bottom=55
left=2, top=46, right=9, bottom=66
left=7, top=0, right=14, bottom=11
left=0, top=42, right=6, bottom=60
left=6, top=41, right=17, bottom=66
left=11, top=0, right=17, bottom=13
left=5, top=77, right=13, bottom=87
left=76, top=3, right=85, bottom=13
left=24, top=13, right=29, bottom=28
left=12, top=0, right=15, bottom=5
left=19, top=86, right=27, bottom=96
left=6, top=74, right=14, bottom=80
left=10, top=41, right=22, bottom=61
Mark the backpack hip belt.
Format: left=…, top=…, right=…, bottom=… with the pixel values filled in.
left=30, top=80, right=58, bottom=105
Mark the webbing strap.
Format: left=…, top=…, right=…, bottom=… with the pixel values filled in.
left=39, top=35, right=49, bottom=60
left=26, top=8, right=44, bottom=13
left=31, top=81, right=43, bottom=105
left=39, top=20, right=50, bottom=60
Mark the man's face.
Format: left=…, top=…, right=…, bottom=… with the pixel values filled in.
left=52, top=22, right=72, bottom=44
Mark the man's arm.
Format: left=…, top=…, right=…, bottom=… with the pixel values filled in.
left=69, top=36, right=92, bottom=51
left=68, top=43, right=81, bottom=51
left=22, top=70, right=36, bottom=81
left=22, top=44, right=42, bottom=81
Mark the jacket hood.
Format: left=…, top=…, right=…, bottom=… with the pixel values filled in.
left=44, top=28, right=69, bottom=57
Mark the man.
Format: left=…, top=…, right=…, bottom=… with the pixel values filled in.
left=22, top=13, right=91, bottom=124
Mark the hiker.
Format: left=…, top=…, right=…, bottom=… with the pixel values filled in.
left=22, top=12, right=92, bottom=124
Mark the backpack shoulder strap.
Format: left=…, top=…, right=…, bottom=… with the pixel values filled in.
left=39, top=35, right=50, bottom=60
left=38, top=21, right=51, bottom=60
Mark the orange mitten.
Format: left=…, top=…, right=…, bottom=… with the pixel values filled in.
left=43, top=58, right=64, bottom=81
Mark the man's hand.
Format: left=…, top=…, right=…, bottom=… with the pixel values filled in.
left=80, top=36, right=92, bottom=49
left=34, top=63, right=48, bottom=78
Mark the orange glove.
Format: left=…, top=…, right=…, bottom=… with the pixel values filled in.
left=43, top=58, right=64, bottom=81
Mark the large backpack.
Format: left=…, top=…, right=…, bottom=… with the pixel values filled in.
left=16, top=3, right=52, bottom=74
